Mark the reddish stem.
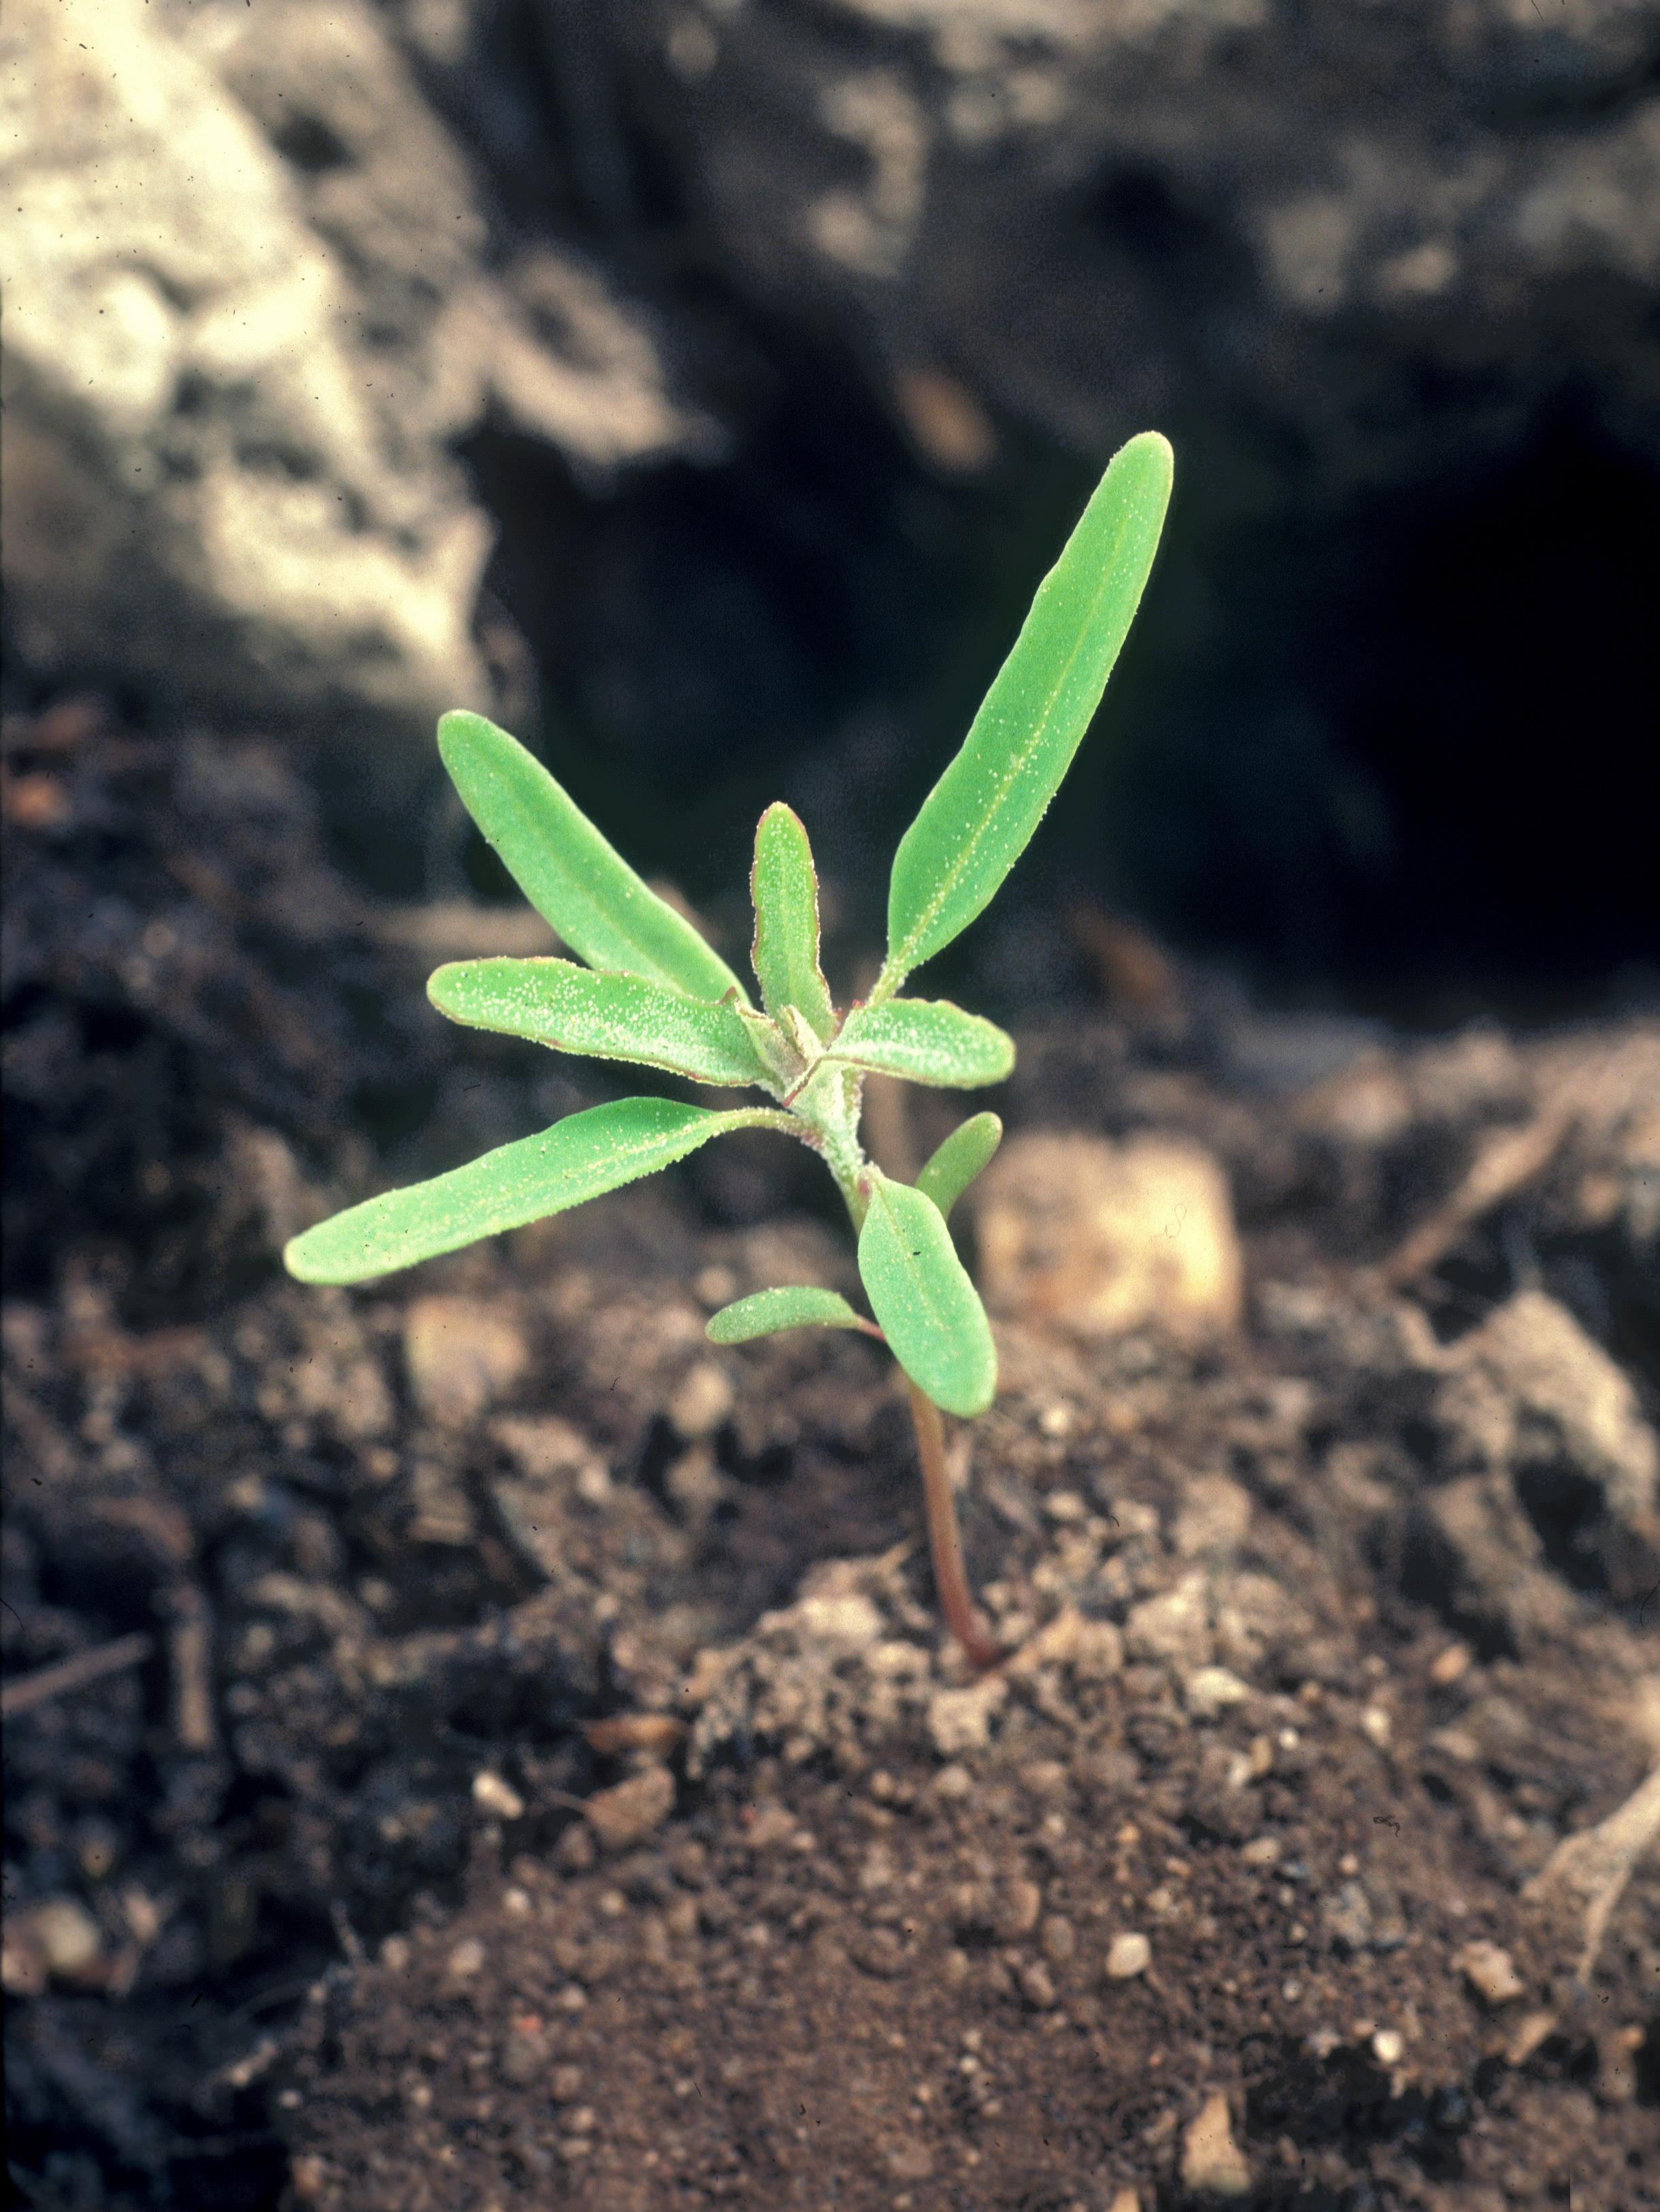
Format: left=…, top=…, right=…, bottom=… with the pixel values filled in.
left=904, top=1380, right=1003, bottom=1672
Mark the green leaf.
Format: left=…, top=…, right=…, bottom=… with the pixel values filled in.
left=916, top=1112, right=1003, bottom=1220
left=831, top=999, right=1014, bottom=1089
left=428, top=959, right=769, bottom=1088
left=734, top=1004, right=806, bottom=1094
left=856, top=1173, right=996, bottom=1417
left=882, top=431, right=1173, bottom=987
left=706, top=1287, right=873, bottom=1343
left=437, top=710, right=748, bottom=1004
left=750, top=804, right=836, bottom=1042
left=283, top=1099, right=778, bottom=1285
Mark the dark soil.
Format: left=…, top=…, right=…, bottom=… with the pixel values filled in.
left=3, top=700, right=1657, bottom=2211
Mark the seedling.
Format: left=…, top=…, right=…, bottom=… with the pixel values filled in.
left=285, top=432, right=1174, bottom=1668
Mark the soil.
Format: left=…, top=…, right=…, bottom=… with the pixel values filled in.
left=3, top=699, right=1658, bottom=2211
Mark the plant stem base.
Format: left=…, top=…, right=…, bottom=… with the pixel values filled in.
left=905, top=1380, right=1003, bottom=1672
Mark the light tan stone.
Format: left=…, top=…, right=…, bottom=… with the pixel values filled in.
left=1180, top=2090, right=1252, bottom=2197
left=975, top=1133, right=1242, bottom=1342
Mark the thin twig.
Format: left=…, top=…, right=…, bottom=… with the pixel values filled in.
left=905, top=1381, right=1003, bottom=1672
left=1, top=1631, right=154, bottom=1719
left=164, top=1583, right=217, bottom=1754
left=1372, top=1097, right=1576, bottom=1292
left=1372, top=1039, right=1657, bottom=1294
left=1525, top=1765, right=1660, bottom=1983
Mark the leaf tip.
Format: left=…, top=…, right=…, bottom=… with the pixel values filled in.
left=435, top=705, right=491, bottom=764
left=958, top=1368, right=997, bottom=1419
left=282, top=1228, right=335, bottom=1286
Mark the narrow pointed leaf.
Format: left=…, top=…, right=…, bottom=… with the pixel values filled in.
left=916, top=1112, right=1003, bottom=1221
left=428, top=959, right=769, bottom=1087
left=735, top=1004, right=804, bottom=1094
left=857, top=1174, right=996, bottom=1417
left=706, top=1287, right=873, bottom=1344
left=284, top=1099, right=776, bottom=1285
left=750, top=803, right=836, bottom=1042
left=831, top=999, right=1014, bottom=1089
left=438, top=710, right=748, bottom=1004
left=883, top=432, right=1172, bottom=985
left=778, top=1004, right=826, bottom=1066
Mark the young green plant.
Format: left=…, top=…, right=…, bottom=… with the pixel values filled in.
left=285, top=431, right=1174, bottom=1668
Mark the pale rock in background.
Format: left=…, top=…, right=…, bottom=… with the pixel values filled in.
left=1, top=0, right=707, bottom=741
left=974, top=1132, right=1243, bottom=1342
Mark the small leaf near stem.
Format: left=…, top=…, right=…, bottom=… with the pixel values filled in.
left=856, top=1172, right=997, bottom=1417
left=706, top=1287, right=882, bottom=1343
left=830, top=998, right=1014, bottom=1089
left=750, top=804, right=837, bottom=1043
left=735, top=1004, right=808, bottom=1096
left=916, top=1112, right=1003, bottom=1221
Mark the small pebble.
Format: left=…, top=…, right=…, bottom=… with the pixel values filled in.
left=22, top=1898, right=103, bottom=1983
left=884, top=2139, right=936, bottom=2181
left=472, top=1770, right=525, bottom=1820
left=668, top=1361, right=733, bottom=1440
left=446, top=1938, right=485, bottom=1981
left=1372, top=2028, right=1404, bottom=2066
left=1184, top=1666, right=1250, bottom=1719
left=1040, top=1915, right=1076, bottom=1964
left=1106, top=1932, right=1151, bottom=1981
left=1018, top=1960, right=1057, bottom=2009
left=927, top=1677, right=1008, bottom=1757
left=1320, top=1881, right=1373, bottom=1953
left=1180, top=2091, right=1252, bottom=2198
left=584, top=1766, right=675, bottom=1851
left=848, top=1926, right=908, bottom=1979
left=1504, top=2010, right=1557, bottom=2067
left=555, top=1822, right=598, bottom=1872
left=992, top=1878, right=1042, bottom=1941
left=1457, top=1938, right=1525, bottom=2007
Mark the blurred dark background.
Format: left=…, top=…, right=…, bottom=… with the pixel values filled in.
left=7, top=0, right=1659, bottom=1021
